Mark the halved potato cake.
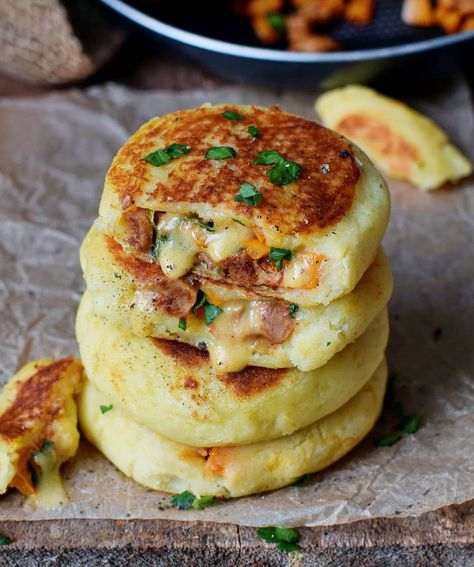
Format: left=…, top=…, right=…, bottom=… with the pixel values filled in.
left=77, top=291, right=388, bottom=447
left=316, top=85, right=472, bottom=191
left=0, top=358, right=83, bottom=507
left=81, top=224, right=392, bottom=372
left=79, top=359, right=387, bottom=498
left=97, top=104, right=390, bottom=307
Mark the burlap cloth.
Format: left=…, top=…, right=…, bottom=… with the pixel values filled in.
left=0, top=0, right=124, bottom=85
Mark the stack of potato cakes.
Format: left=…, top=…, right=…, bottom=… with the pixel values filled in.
left=77, top=104, right=392, bottom=498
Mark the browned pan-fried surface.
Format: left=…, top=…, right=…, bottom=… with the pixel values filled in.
left=108, top=105, right=359, bottom=234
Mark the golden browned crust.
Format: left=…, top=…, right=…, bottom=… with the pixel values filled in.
left=152, top=338, right=288, bottom=397
left=218, top=366, right=287, bottom=397
left=0, top=358, right=75, bottom=442
left=107, top=236, right=197, bottom=317
left=107, top=105, right=359, bottom=234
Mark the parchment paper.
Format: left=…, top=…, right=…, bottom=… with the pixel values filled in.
left=0, top=77, right=472, bottom=527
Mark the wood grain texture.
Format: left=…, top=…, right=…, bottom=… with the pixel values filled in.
left=0, top=499, right=473, bottom=565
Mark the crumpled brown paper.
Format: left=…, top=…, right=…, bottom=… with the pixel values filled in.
left=0, top=78, right=472, bottom=527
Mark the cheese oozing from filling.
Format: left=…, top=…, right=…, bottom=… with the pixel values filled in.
left=152, top=212, right=323, bottom=289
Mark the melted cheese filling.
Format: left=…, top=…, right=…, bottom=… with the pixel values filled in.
left=152, top=213, right=323, bottom=289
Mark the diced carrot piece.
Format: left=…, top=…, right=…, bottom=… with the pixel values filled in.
left=10, top=449, right=35, bottom=496
left=205, top=288, right=225, bottom=307
left=461, top=14, right=474, bottom=28
left=345, top=0, right=375, bottom=24
left=242, top=238, right=270, bottom=259
left=251, top=15, right=280, bottom=43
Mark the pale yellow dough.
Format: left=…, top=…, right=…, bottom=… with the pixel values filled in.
left=78, top=359, right=387, bottom=498
left=316, top=85, right=472, bottom=191
left=77, top=291, right=388, bottom=446
left=81, top=224, right=392, bottom=372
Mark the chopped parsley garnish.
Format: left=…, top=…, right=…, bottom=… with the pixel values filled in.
left=268, top=161, right=301, bottom=185
left=339, top=149, right=350, bottom=158
left=377, top=375, right=422, bottom=448
left=255, top=151, right=285, bottom=165
left=165, top=143, right=192, bottom=158
left=268, top=247, right=293, bottom=271
left=292, top=474, right=310, bottom=487
left=193, top=290, right=207, bottom=311
left=171, top=490, right=195, bottom=510
left=223, top=110, right=244, bottom=121
left=267, top=12, right=287, bottom=33
left=185, top=216, right=215, bottom=232
left=193, top=291, right=223, bottom=325
left=234, top=182, right=262, bottom=206
left=399, top=412, right=421, bottom=434
left=205, top=146, right=237, bottom=159
left=254, top=151, right=300, bottom=185
left=257, top=527, right=300, bottom=553
left=143, top=143, right=191, bottom=166
left=375, top=433, right=402, bottom=447
left=289, top=304, right=299, bottom=318
left=326, top=341, right=332, bottom=346
left=248, top=125, right=260, bottom=138
left=113, top=272, right=122, bottom=279
left=178, top=318, right=187, bottom=331
left=150, top=234, right=168, bottom=259
left=0, top=533, right=13, bottom=545
left=171, top=491, right=215, bottom=510
left=100, top=405, right=113, bottom=414
left=232, top=217, right=246, bottom=226
left=204, top=304, right=224, bottom=325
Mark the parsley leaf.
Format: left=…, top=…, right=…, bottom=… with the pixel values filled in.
left=257, top=527, right=300, bottom=552
left=234, top=182, right=262, bottom=206
left=268, top=160, right=301, bottom=185
left=100, top=405, right=113, bottom=414
left=268, top=247, right=293, bottom=271
left=205, top=146, right=237, bottom=159
left=375, top=433, right=402, bottom=447
left=191, top=495, right=215, bottom=509
left=143, top=144, right=190, bottom=166
left=254, top=151, right=300, bottom=185
left=171, top=491, right=196, bottom=510
left=185, top=217, right=215, bottom=232
left=143, top=148, right=170, bottom=166
left=0, top=533, right=13, bottom=545
left=165, top=143, right=191, bottom=158
left=178, top=318, right=187, bottom=331
left=292, top=474, right=310, bottom=487
left=204, top=304, right=223, bottom=325
left=223, top=110, right=244, bottom=121
left=193, top=290, right=207, bottom=311
left=248, top=125, right=260, bottom=138
left=254, top=151, right=284, bottom=165
left=150, top=234, right=168, bottom=259
left=232, top=217, right=246, bottom=226
left=289, top=303, right=299, bottom=318
left=171, top=491, right=214, bottom=510
left=399, top=412, right=421, bottom=434
left=267, top=12, right=287, bottom=34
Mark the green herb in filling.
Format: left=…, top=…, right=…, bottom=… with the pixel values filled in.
left=100, top=405, right=113, bottom=414
left=288, top=304, right=299, bottom=318
left=178, top=318, right=187, bottom=331
left=268, top=247, right=293, bottom=271
left=231, top=217, right=246, bottom=226
left=204, top=304, right=223, bottom=325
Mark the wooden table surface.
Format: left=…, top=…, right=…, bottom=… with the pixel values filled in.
left=0, top=39, right=473, bottom=566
